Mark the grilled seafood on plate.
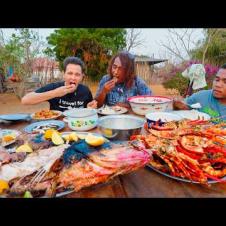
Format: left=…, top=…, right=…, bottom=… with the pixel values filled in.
left=57, top=143, right=150, bottom=193
left=31, top=109, right=62, bottom=120
left=132, top=118, right=226, bottom=184
left=1, top=138, right=152, bottom=197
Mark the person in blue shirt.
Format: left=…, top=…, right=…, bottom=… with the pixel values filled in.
left=173, top=64, right=226, bottom=121
left=95, top=51, right=152, bottom=108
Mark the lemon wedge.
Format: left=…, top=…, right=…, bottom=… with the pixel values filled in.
left=62, top=134, right=70, bottom=141
left=0, top=179, right=9, bottom=194
left=103, top=128, right=113, bottom=137
left=24, top=191, right=33, bottom=198
left=16, top=143, right=33, bottom=153
left=85, top=133, right=105, bottom=146
left=77, top=133, right=87, bottom=140
left=62, top=132, right=78, bottom=142
left=69, top=132, right=78, bottom=142
left=51, top=131, right=64, bottom=145
left=44, top=129, right=58, bottom=139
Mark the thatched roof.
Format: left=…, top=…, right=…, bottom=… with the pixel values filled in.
left=135, top=56, right=167, bottom=65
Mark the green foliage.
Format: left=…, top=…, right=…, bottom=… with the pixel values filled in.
left=162, top=73, right=190, bottom=96
left=0, top=28, right=45, bottom=79
left=163, top=72, right=212, bottom=96
left=46, top=28, right=127, bottom=80
left=191, top=29, right=226, bottom=65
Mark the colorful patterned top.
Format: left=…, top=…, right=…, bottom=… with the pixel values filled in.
left=95, top=75, right=152, bottom=106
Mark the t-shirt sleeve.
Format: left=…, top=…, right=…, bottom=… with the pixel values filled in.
left=85, top=88, right=94, bottom=107
left=185, top=92, right=200, bottom=105
left=35, top=83, right=56, bottom=93
left=87, top=89, right=93, bottom=102
left=136, top=77, right=152, bottom=95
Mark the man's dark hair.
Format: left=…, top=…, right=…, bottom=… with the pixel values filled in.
left=63, top=56, right=86, bottom=73
left=220, top=64, right=226, bottom=69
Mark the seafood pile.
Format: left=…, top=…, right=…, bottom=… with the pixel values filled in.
left=0, top=147, right=26, bottom=166
left=0, top=133, right=52, bottom=166
left=57, top=141, right=150, bottom=192
left=132, top=119, right=226, bottom=184
left=0, top=144, right=69, bottom=182
left=0, top=131, right=151, bottom=197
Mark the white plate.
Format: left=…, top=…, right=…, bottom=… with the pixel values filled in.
left=97, top=106, right=128, bottom=115
left=145, top=112, right=183, bottom=122
left=24, top=120, right=65, bottom=133
left=0, top=129, right=21, bottom=147
left=171, top=110, right=211, bottom=120
left=0, top=129, right=21, bottom=138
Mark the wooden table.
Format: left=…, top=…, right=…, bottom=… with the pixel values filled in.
left=2, top=116, right=226, bottom=198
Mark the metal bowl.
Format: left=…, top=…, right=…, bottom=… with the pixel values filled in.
left=98, top=115, right=145, bottom=141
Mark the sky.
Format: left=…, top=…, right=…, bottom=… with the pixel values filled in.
left=1, top=28, right=205, bottom=60
left=129, top=28, right=204, bottom=59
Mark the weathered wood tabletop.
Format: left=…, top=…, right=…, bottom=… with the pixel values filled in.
left=1, top=115, right=226, bottom=198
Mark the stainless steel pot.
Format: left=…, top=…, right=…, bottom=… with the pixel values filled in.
left=98, top=115, right=145, bottom=141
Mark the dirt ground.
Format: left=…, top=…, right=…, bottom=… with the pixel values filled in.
left=0, top=84, right=179, bottom=114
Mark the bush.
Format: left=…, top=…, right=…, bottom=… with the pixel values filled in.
left=163, top=73, right=189, bottom=96
left=162, top=61, right=219, bottom=96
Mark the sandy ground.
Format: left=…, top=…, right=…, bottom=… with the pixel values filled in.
left=0, top=84, right=178, bottom=114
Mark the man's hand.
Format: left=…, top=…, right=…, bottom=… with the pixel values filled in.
left=173, top=99, right=190, bottom=110
left=54, top=84, right=76, bottom=97
left=103, top=79, right=117, bottom=94
left=87, top=100, right=98, bottom=109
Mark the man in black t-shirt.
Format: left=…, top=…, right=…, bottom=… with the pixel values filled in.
left=21, top=57, right=97, bottom=111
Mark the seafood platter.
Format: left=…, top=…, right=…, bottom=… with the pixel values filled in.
left=1, top=107, right=226, bottom=198
left=0, top=127, right=151, bottom=197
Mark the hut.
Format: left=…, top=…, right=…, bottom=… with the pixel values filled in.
left=135, top=56, right=167, bottom=85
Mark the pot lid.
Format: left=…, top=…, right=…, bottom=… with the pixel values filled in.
left=63, top=108, right=97, bottom=118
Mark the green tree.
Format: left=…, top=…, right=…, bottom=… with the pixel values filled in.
left=4, top=28, right=45, bottom=79
left=191, top=29, right=226, bottom=65
left=162, top=73, right=190, bottom=96
left=46, top=28, right=127, bottom=80
left=0, top=30, right=21, bottom=77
